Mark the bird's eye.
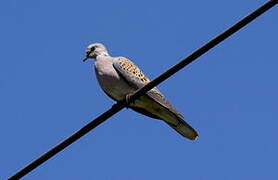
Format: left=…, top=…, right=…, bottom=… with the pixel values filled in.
left=91, top=46, right=96, bottom=51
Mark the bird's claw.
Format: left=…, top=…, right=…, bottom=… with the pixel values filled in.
left=125, top=93, right=134, bottom=107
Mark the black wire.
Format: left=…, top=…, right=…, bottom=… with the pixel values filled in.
left=7, top=0, right=277, bottom=179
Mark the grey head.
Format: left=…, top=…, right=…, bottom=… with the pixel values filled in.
left=83, top=43, right=109, bottom=62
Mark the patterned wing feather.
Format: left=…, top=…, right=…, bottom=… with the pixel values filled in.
left=112, top=57, right=183, bottom=118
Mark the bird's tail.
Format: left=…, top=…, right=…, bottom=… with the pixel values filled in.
left=130, top=95, right=198, bottom=140
left=165, top=116, right=198, bottom=140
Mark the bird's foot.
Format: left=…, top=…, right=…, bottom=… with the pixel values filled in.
left=125, top=93, right=134, bottom=107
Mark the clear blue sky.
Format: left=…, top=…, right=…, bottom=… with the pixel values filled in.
left=1, top=0, right=277, bottom=179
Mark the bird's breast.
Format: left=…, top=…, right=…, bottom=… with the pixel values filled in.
left=94, top=58, right=135, bottom=101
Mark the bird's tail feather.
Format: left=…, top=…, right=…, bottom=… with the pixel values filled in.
left=159, top=110, right=198, bottom=140
left=130, top=96, right=198, bottom=140
left=165, top=117, right=198, bottom=140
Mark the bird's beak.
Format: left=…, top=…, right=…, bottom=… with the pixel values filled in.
left=83, top=56, right=88, bottom=62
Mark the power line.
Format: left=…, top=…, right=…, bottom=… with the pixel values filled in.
left=7, top=0, right=277, bottom=179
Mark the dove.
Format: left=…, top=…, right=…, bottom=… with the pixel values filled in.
left=83, top=43, right=198, bottom=140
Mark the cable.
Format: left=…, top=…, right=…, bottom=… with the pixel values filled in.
left=7, top=0, right=277, bottom=179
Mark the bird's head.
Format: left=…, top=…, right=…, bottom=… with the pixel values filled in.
left=83, top=43, right=109, bottom=62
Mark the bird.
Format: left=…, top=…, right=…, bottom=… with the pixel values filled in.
left=83, top=43, right=198, bottom=140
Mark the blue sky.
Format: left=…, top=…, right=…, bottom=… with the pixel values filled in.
left=1, top=0, right=277, bottom=179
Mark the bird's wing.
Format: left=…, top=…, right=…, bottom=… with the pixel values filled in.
left=112, top=57, right=198, bottom=140
left=112, top=57, right=183, bottom=118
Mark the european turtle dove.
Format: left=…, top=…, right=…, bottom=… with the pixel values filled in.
left=83, top=43, right=198, bottom=140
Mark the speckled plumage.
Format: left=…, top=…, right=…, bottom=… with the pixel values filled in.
left=84, top=43, right=198, bottom=140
